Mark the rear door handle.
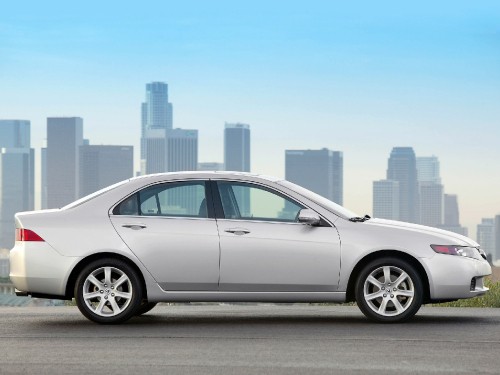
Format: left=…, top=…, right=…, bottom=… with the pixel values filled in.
left=225, top=228, right=250, bottom=235
left=122, top=224, right=147, bottom=230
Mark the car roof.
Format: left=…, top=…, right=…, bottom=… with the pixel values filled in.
left=129, top=171, right=283, bottom=183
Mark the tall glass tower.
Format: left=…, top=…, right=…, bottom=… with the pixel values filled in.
left=387, top=147, right=419, bottom=224
left=224, top=123, right=250, bottom=172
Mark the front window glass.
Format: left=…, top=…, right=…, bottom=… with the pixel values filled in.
left=217, top=182, right=303, bottom=222
left=114, top=181, right=207, bottom=218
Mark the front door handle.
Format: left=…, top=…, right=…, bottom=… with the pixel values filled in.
left=122, top=224, right=147, bottom=230
left=225, top=228, right=250, bottom=235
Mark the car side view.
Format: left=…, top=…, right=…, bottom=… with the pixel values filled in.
left=10, top=172, right=491, bottom=324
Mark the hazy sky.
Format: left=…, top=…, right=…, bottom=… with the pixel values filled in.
left=1, top=1, right=499, bottom=235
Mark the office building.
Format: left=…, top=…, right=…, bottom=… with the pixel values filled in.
left=437, top=194, right=468, bottom=236
left=416, top=156, right=441, bottom=184
left=141, top=82, right=173, bottom=170
left=387, top=147, right=419, bottom=223
left=224, top=123, right=250, bottom=172
left=141, top=129, right=167, bottom=174
left=418, top=182, right=444, bottom=227
left=0, top=120, right=34, bottom=249
left=198, top=162, right=224, bottom=171
left=79, top=145, right=134, bottom=197
left=46, top=117, right=83, bottom=208
left=477, top=218, right=495, bottom=262
left=372, top=180, right=399, bottom=220
left=285, top=148, right=343, bottom=205
left=167, top=129, right=198, bottom=172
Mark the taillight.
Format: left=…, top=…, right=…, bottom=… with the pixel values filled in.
left=15, top=228, right=45, bottom=242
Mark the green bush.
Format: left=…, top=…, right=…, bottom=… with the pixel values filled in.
left=430, top=279, right=500, bottom=308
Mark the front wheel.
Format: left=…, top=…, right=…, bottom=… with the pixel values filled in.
left=355, top=257, right=424, bottom=323
left=135, top=301, right=158, bottom=316
left=75, top=258, right=143, bottom=324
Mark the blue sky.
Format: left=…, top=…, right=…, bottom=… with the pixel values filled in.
left=1, top=1, right=500, bottom=234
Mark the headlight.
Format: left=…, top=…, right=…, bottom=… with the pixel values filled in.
left=431, top=245, right=482, bottom=260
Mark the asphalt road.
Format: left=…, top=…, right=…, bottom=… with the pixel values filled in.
left=0, top=305, right=499, bottom=375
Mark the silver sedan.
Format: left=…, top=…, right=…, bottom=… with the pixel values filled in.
left=10, top=172, right=491, bottom=323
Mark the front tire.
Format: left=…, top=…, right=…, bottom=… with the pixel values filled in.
left=75, top=258, right=143, bottom=324
left=135, top=301, right=158, bottom=316
left=355, top=257, right=423, bottom=323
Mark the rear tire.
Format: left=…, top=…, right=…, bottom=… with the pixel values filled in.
left=75, top=258, right=143, bottom=324
left=355, top=257, right=423, bottom=323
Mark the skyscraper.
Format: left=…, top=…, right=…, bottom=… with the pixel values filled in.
left=285, top=148, right=343, bottom=205
left=373, top=180, right=399, bottom=220
left=416, top=156, right=443, bottom=227
left=224, top=123, right=250, bottom=172
left=387, top=147, right=419, bottom=223
left=437, top=194, right=468, bottom=236
left=141, top=82, right=173, bottom=173
left=416, top=156, right=441, bottom=184
left=79, top=145, right=134, bottom=197
left=0, top=120, right=34, bottom=249
left=167, top=129, right=198, bottom=172
left=46, top=117, right=84, bottom=208
left=477, top=218, right=495, bottom=262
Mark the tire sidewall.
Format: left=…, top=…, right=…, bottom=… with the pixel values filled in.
left=355, top=257, right=424, bottom=323
left=75, top=258, right=143, bottom=324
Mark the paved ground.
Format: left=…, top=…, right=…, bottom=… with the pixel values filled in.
left=0, top=305, right=499, bottom=374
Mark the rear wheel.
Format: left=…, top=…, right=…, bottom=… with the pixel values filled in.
left=355, top=257, right=423, bottom=323
left=75, top=258, right=143, bottom=324
left=135, top=301, right=158, bottom=316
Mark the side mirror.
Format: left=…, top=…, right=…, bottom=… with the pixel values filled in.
left=297, top=208, right=321, bottom=226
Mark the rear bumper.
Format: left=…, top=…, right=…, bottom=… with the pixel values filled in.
left=423, top=254, right=491, bottom=300
left=10, top=241, right=80, bottom=298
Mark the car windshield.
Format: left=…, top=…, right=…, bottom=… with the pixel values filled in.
left=277, top=180, right=360, bottom=220
left=62, top=179, right=130, bottom=210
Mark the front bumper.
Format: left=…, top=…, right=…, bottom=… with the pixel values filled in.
left=423, top=254, right=491, bottom=300
left=10, top=241, right=80, bottom=298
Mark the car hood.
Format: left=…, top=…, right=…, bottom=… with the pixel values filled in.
left=365, top=218, right=478, bottom=247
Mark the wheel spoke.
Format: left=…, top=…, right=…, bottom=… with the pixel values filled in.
left=114, top=274, right=128, bottom=288
left=114, top=290, right=132, bottom=299
left=393, top=271, right=409, bottom=288
left=94, top=298, right=106, bottom=314
left=87, top=274, right=102, bottom=289
left=395, top=289, right=414, bottom=298
left=393, top=298, right=405, bottom=313
left=109, top=298, right=121, bottom=314
left=366, top=275, right=383, bottom=289
left=365, top=290, right=384, bottom=301
left=83, top=291, right=101, bottom=300
left=383, top=266, right=391, bottom=284
left=104, top=267, right=112, bottom=285
left=378, top=298, right=389, bottom=314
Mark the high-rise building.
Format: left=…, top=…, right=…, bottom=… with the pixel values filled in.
left=0, top=120, right=34, bottom=249
left=416, top=156, right=441, bottom=184
left=387, top=147, right=419, bottom=223
left=373, top=180, right=399, bottom=220
left=167, top=129, right=198, bottom=172
left=141, top=129, right=167, bottom=174
left=224, top=123, right=250, bottom=172
left=41, top=147, right=47, bottom=209
left=198, top=162, right=224, bottom=171
left=141, top=82, right=173, bottom=171
left=285, top=148, right=343, bottom=205
left=46, top=117, right=84, bottom=208
left=418, top=182, right=444, bottom=227
left=477, top=218, right=495, bottom=262
left=437, top=194, right=468, bottom=236
left=79, top=145, right=134, bottom=197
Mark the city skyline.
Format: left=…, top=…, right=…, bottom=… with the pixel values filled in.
left=1, top=1, right=500, bottom=236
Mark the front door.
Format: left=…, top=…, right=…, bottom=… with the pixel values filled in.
left=214, top=181, right=341, bottom=292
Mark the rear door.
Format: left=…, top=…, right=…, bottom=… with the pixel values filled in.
left=110, top=180, right=220, bottom=291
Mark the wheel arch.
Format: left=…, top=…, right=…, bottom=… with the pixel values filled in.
left=345, top=250, right=431, bottom=303
left=65, top=252, right=148, bottom=300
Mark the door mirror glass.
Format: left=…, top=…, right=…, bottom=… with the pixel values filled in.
left=297, top=209, right=321, bottom=226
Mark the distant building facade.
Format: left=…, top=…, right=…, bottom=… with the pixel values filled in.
left=224, top=123, right=250, bottom=172
left=46, top=117, right=83, bottom=208
left=79, top=145, right=134, bottom=197
left=167, top=129, right=198, bottom=172
left=372, top=180, right=399, bottom=220
left=285, top=148, right=343, bottom=205
left=418, top=182, right=444, bottom=227
left=477, top=218, right=495, bottom=263
left=437, top=194, right=468, bottom=236
left=198, top=162, right=224, bottom=171
left=0, top=120, right=34, bottom=249
left=387, top=147, right=419, bottom=223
